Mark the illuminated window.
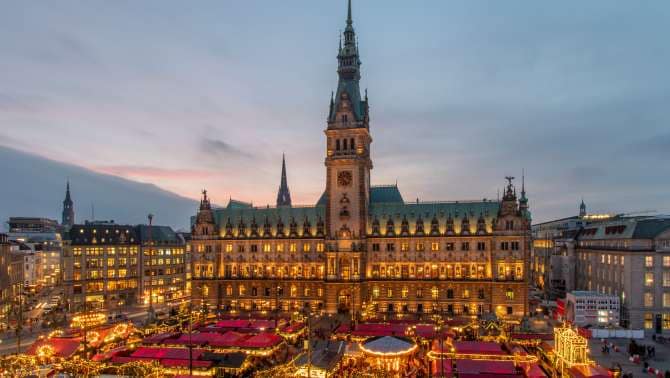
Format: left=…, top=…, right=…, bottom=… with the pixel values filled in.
left=317, top=288, right=323, bottom=297
left=506, top=288, right=514, bottom=300
left=289, top=243, right=297, bottom=252
left=416, top=288, right=423, bottom=298
left=416, top=243, right=425, bottom=252
left=316, top=243, right=325, bottom=252
left=303, top=244, right=311, bottom=252
left=645, top=272, right=654, bottom=287
left=644, top=292, right=654, bottom=307
left=239, top=285, right=246, bottom=296
left=665, top=256, right=670, bottom=267
left=387, top=288, right=393, bottom=298
left=401, top=287, right=408, bottom=298
left=462, top=289, right=470, bottom=299
left=400, top=243, right=409, bottom=252
left=263, top=244, right=271, bottom=252
left=277, top=244, right=284, bottom=252
left=645, top=313, right=653, bottom=329
left=304, top=287, right=311, bottom=296
left=372, top=286, right=379, bottom=298
left=431, top=242, right=440, bottom=251
left=646, top=256, right=654, bottom=268
left=664, top=293, right=670, bottom=308
left=290, top=285, right=297, bottom=297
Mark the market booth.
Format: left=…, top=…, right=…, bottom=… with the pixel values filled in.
left=359, top=336, right=418, bottom=372
left=455, top=359, right=523, bottom=378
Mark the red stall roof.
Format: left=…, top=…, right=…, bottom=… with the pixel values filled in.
left=143, top=332, right=180, bottom=344
left=210, top=331, right=249, bottom=347
left=26, top=337, right=82, bottom=358
left=236, top=332, right=282, bottom=349
left=130, top=347, right=205, bottom=360
left=455, top=359, right=521, bottom=378
left=454, top=341, right=505, bottom=355
left=568, top=365, right=612, bottom=378
left=525, top=364, right=548, bottom=378
left=160, top=359, right=213, bottom=368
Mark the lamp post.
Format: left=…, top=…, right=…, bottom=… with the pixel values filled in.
left=147, top=214, right=155, bottom=324
left=275, top=281, right=281, bottom=329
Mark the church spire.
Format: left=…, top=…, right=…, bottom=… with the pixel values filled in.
left=329, top=0, right=367, bottom=126
left=62, top=179, right=75, bottom=228
left=579, top=197, right=587, bottom=217
left=276, top=154, right=292, bottom=207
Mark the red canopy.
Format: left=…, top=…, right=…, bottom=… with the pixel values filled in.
left=568, top=365, right=612, bottom=378
left=169, top=332, right=224, bottom=346
left=142, top=332, right=180, bottom=344
left=525, top=364, right=548, bottom=378
left=455, top=359, right=522, bottom=378
left=210, top=331, right=248, bottom=347
left=160, top=359, right=213, bottom=368
left=131, top=347, right=205, bottom=360
left=236, top=332, right=282, bottom=349
left=454, top=341, right=505, bottom=355
left=350, top=323, right=408, bottom=337
left=26, top=337, right=81, bottom=358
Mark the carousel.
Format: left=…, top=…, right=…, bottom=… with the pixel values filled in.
left=359, top=336, right=418, bottom=372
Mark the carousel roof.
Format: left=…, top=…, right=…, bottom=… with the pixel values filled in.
left=361, top=336, right=417, bottom=356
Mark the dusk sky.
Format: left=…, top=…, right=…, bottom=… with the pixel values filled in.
left=1, top=1, right=669, bottom=223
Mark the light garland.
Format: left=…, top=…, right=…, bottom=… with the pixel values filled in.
left=36, top=344, right=55, bottom=359
left=71, top=312, right=106, bottom=329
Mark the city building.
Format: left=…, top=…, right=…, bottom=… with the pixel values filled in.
left=137, top=225, right=187, bottom=307
left=62, top=222, right=187, bottom=311
left=0, top=234, right=24, bottom=326
left=574, top=216, right=670, bottom=331
left=7, top=217, right=59, bottom=233
left=563, top=291, right=620, bottom=327
left=530, top=202, right=588, bottom=299
left=190, top=1, right=531, bottom=321
left=7, top=216, right=64, bottom=287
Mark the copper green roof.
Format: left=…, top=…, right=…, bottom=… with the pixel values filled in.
left=317, top=185, right=404, bottom=206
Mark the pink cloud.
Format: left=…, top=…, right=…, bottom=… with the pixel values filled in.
left=93, top=165, right=215, bottom=180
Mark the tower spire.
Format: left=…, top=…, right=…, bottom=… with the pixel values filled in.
left=329, top=0, right=366, bottom=125
left=276, top=154, right=292, bottom=207
left=62, top=179, right=75, bottom=228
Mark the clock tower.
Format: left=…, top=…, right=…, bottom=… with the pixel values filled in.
left=325, top=0, right=371, bottom=248
left=323, top=1, right=370, bottom=317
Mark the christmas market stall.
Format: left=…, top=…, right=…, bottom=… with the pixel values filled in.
left=454, top=359, right=523, bottom=378
left=359, top=336, right=418, bottom=372
left=294, top=340, right=345, bottom=378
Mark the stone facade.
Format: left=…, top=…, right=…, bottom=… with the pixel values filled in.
left=62, top=222, right=186, bottom=311
left=190, top=1, right=531, bottom=321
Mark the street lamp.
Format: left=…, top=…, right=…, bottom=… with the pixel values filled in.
left=147, top=214, right=155, bottom=325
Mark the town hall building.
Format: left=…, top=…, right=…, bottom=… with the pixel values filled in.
left=190, top=1, right=531, bottom=320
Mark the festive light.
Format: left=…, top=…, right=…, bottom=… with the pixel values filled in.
left=36, top=344, right=55, bottom=359
left=71, top=312, right=106, bottom=329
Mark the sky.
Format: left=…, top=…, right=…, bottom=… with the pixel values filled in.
left=1, top=1, right=669, bottom=223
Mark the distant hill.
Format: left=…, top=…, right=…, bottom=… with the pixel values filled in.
left=0, top=146, right=198, bottom=231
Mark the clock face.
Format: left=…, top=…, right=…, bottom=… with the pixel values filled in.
left=337, top=170, right=353, bottom=187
